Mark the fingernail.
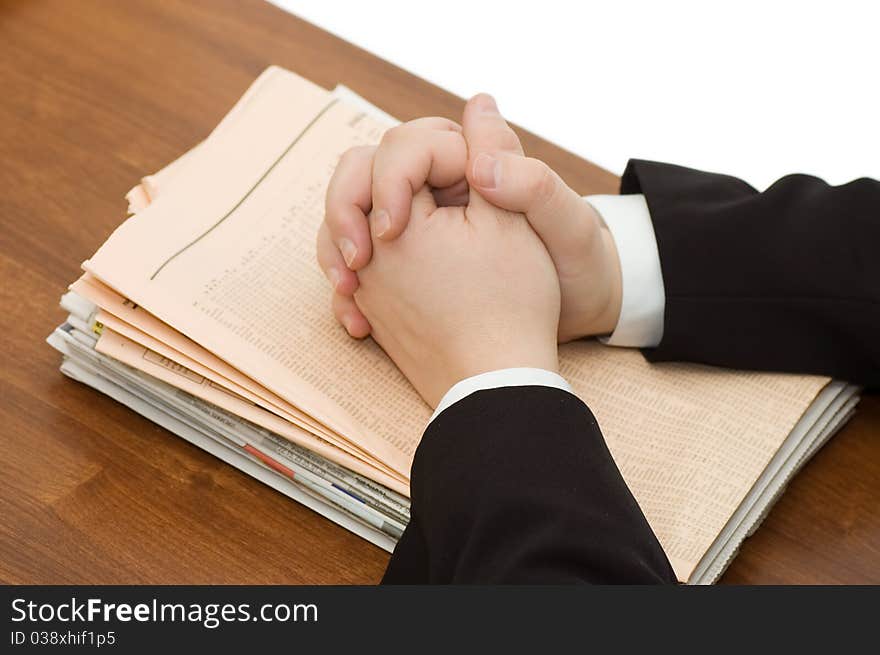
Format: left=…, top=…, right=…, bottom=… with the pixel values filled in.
left=473, top=154, right=500, bottom=189
left=475, top=94, right=498, bottom=114
left=328, top=267, right=341, bottom=290
left=373, top=209, right=391, bottom=238
left=339, top=238, right=357, bottom=267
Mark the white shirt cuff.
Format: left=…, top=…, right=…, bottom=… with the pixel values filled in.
left=584, top=194, right=665, bottom=348
left=429, top=368, right=572, bottom=424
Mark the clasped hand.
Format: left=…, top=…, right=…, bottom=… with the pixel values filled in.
left=317, top=95, right=623, bottom=408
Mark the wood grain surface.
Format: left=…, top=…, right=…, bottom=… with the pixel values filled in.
left=0, top=0, right=876, bottom=584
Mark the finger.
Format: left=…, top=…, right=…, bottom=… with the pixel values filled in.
left=316, top=222, right=360, bottom=296
left=410, top=185, right=440, bottom=224
left=461, top=94, right=526, bottom=216
left=325, top=145, right=375, bottom=270
left=332, top=292, right=371, bottom=339
left=402, top=116, right=462, bottom=132
left=461, top=93, right=524, bottom=158
left=432, top=178, right=469, bottom=207
left=371, top=124, right=467, bottom=240
left=468, top=152, right=600, bottom=261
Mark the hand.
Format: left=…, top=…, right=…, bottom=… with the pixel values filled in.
left=463, top=95, right=622, bottom=342
left=318, top=95, right=623, bottom=343
left=353, top=176, right=561, bottom=409
left=317, top=117, right=470, bottom=338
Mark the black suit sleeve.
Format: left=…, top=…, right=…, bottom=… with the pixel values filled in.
left=620, top=160, right=880, bottom=389
left=382, top=386, right=676, bottom=584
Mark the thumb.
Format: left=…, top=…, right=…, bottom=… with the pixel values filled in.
left=461, top=93, right=524, bottom=158
left=462, top=94, right=599, bottom=259
left=461, top=93, right=525, bottom=215
left=468, top=150, right=602, bottom=264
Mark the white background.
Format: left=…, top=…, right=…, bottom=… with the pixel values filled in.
left=272, top=0, right=878, bottom=190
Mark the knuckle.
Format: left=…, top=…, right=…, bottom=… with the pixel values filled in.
left=323, top=190, right=341, bottom=219
left=431, top=116, right=462, bottom=132
left=444, top=129, right=468, bottom=151
left=337, top=147, right=359, bottom=166
left=338, top=145, right=372, bottom=168
left=324, top=201, right=355, bottom=235
left=331, top=292, right=349, bottom=314
left=352, top=144, right=375, bottom=156
left=315, top=234, right=333, bottom=271
left=529, top=160, right=559, bottom=205
left=495, top=128, right=522, bottom=153
left=380, top=125, right=404, bottom=146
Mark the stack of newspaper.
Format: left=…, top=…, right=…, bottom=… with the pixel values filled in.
left=48, top=303, right=407, bottom=549
left=47, top=66, right=860, bottom=583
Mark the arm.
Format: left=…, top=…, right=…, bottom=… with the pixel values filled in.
left=467, top=144, right=880, bottom=387
left=383, top=385, right=676, bottom=584
left=621, top=160, right=880, bottom=389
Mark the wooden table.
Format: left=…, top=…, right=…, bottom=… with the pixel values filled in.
left=0, top=0, right=877, bottom=584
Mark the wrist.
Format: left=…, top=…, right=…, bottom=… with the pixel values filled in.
left=433, top=338, right=559, bottom=408
left=585, top=227, right=623, bottom=337
left=429, top=367, right=572, bottom=424
left=557, top=225, right=623, bottom=342
left=452, top=348, right=560, bottom=385
left=583, top=192, right=664, bottom=348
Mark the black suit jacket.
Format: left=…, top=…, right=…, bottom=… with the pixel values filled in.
left=382, top=161, right=880, bottom=584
